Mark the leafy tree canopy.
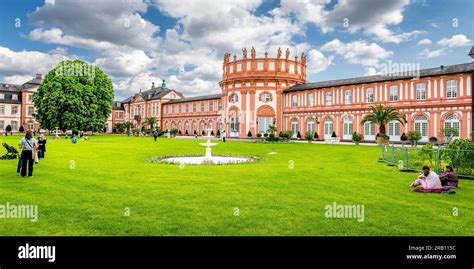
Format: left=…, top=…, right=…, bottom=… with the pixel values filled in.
left=33, top=60, right=114, bottom=132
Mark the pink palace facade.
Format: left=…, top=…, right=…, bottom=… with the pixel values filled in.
left=114, top=46, right=474, bottom=142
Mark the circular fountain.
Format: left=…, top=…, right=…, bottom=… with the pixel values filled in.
left=159, top=128, right=256, bottom=165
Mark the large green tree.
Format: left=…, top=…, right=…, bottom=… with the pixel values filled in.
left=33, top=60, right=114, bottom=132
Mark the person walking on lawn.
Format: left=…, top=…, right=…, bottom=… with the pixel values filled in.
left=18, top=131, right=38, bottom=177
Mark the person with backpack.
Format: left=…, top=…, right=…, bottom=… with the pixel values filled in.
left=37, top=134, right=47, bottom=159
left=153, top=129, right=159, bottom=142
left=18, top=131, right=38, bottom=177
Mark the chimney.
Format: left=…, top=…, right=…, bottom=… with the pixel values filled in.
left=440, top=65, right=444, bottom=70
left=36, top=73, right=42, bottom=80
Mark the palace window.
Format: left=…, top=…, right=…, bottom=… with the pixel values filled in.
left=201, top=102, right=205, bottom=112
left=0, top=93, right=4, bottom=99
left=414, top=115, right=428, bottom=138
left=268, top=62, right=275, bottom=71
left=366, top=88, right=374, bottom=103
left=364, top=121, right=375, bottom=136
left=11, top=106, right=18, bottom=115
left=246, top=62, right=251, bottom=71
left=28, top=106, right=34, bottom=116
left=325, top=92, right=332, bottom=105
left=0, top=105, right=4, bottom=115
left=390, top=86, right=398, bottom=101
left=262, top=93, right=271, bottom=102
left=229, top=65, right=233, bottom=73
left=307, top=93, right=315, bottom=106
left=236, top=63, right=242, bottom=72
left=444, top=114, right=460, bottom=140
left=446, top=80, right=457, bottom=98
left=289, top=64, right=295, bottom=74
left=178, top=105, right=182, bottom=113
left=307, top=118, right=315, bottom=134
left=231, top=94, right=237, bottom=103
left=11, top=121, right=18, bottom=131
left=344, top=90, right=352, bottom=104
left=193, top=103, right=197, bottom=112
left=281, top=62, right=286, bottom=71
left=257, top=62, right=264, bottom=70
left=185, top=104, right=189, bottom=113
left=416, top=83, right=426, bottom=100
left=218, top=101, right=222, bottom=111
left=12, top=94, right=17, bottom=100
left=209, top=101, right=213, bottom=112
left=291, top=95, right=298, bottom=107
left=28, top=94, right=33, bottom=102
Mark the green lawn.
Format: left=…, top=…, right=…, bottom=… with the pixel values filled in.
left=0, top=135, right=473, bottom=236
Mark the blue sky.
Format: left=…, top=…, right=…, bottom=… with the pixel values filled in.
left=0, top=0, right=473, bottom=101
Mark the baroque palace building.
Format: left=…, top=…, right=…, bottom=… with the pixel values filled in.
left=116, top=46, right=473, bottom=143
left=2, top=47, right=473, bottom=143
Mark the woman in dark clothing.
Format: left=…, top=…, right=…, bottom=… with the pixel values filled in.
left=18, top=131, right=37, bottom=177
left=439, top=165, right=458, bottom=188
left=38, top=134, right=47, bottom=159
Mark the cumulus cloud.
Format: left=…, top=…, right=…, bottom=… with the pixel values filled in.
left=418, top=38, right=432, bottom=45
left=418, top=48, right=445, bottom=59
left=321, top=39, right=393, bottom=66
left=273, top=0, right=422, bottom=43
left=0, top=46, right=68, bottom=77
left=437, top=34, right=472, bottom=47
left=307, top=49, right=334, bottom=74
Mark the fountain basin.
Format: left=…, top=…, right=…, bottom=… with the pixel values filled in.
left=151, top=155, right=258, bottom=165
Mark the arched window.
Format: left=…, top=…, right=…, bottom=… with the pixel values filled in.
left=230, top=94, right=238, bottom=103
left=192, top=121, right=197, bottom=132
left=185, top=121, right=190, bottom=133
left=200, top=120, right=205, bottom=133
left=209, top=120, right=214, bottom=131
left=444, top=114, right=460, bottom=141
left=291, top=118, right=299, bottom=138
left=178, top=121, right=182, bottom=132
left=307, top=118, right=315, bottom=134
left=324, top=118, right=333, bottom=139
left=343, top=116, right=353, bottom=140
left=364, top=121, right=375, bottom=140
left=414, top=115, right=428, bottom=141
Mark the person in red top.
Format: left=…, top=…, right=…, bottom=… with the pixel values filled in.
left=439, top=165, right=458, bottom=188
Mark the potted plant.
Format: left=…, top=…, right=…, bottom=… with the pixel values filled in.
left=376, top=133, right=389, bottom=145
left=19, top=125, right=25, bottom=132
left=361, top=104, right=405, bottom=145
left=296, top=131, right=302, bottom=140
left=305, top=131, right=314, bottom=143
left=400, top=133, right=408, bottom=146
left=407, top=130, right=421, bottom=147
left=185, top=130, right=189, bottom=135
left=216, top=129, right=220, bottom=138
left=352, top=132, right=362, bottom=145
left=247, top=130, right=252, bottom=138
left=257, top=133, right=262, bottom=138
left=263, top=132, right=268, bottom=138
left=429, top=136, right=438, bottom=145
left=5, top=124, right=12, bottom=135
left=314, top=132, right=319, bottom=141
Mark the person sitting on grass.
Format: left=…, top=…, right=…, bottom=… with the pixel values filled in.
left=439, top=165, right=458, bottom=188
left=410, top=165, right=442, bottom=190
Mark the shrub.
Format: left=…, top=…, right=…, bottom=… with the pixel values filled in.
left=352, top=132, right=362, bottom=143
left=194, top=130, right=197, bottom=135
left=19, top=125, right=25, bottom=132
left=314, top=132, right=319, bottom=140
left=331, top=131, right=337, bottom=138
left=257, top=133, right=262, bottom=138
left=185, top=130, right=189, bottom=135
left=216, top=129, right=220, bottom=137
left=429, top=136, right=438, bottom=144
left=247, top=130, right=252, bottom=138
left=407, top=131, right=421, bottom=144
left=201, top=130, right=205, bottom=136
left=279, top=131, right=291, bottom=140
left=296, top=131, right=301, bottom=139
left=440, top=139, right=474, bottom=174
left=305, top=131, right=314, bottom=141
left=169, top=129, right=178, bottom=135
left=400, top=133, right=408, bottom=141
left=178, top=130, right=182, bottom=135
left=211, top=130, right=214, bottom=136
left=5, top=125, right=12, bottom=133
left=263, top=133, right=268, bottom=137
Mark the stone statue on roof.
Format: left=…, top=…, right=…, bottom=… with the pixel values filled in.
left=277, top=47, right=282, bottom=59
left=285, top=48, right=290, bottom=59
left=251, top=46, right=256, bottom=59
left=242, top=47, right=247, bottom=59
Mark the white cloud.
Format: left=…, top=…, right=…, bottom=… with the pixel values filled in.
left=273, top=0, right=421, bottom=43
left=321, top=39, right=393, bottom=67
left=437, top=34, right=472, bottom=47
left=419, top=48, right=445, bottom=59
left=3, top=75, right=34, bottom=85
left=307, top=49, right=334, bottom=74
left=418, top=38, right=432, bottom=45
left=0, top=46, right=68, bottom=77
left=94, top=50, right=152, bottom=78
